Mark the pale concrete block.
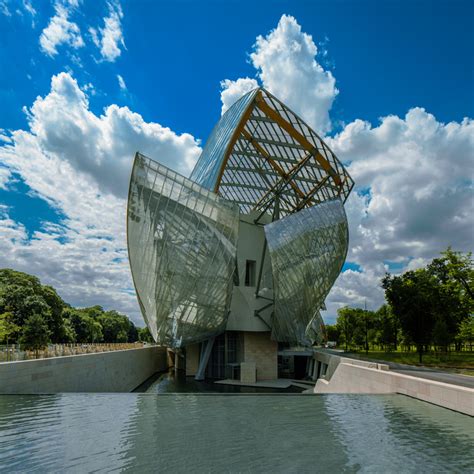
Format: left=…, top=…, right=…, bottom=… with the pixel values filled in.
left=240, top=362, right=256, bottom=384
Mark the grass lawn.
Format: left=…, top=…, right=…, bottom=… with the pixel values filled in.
left=352, top=351, right=474, bottom=376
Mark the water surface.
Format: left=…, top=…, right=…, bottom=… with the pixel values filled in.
left=0, top=394, right=472, bottom=473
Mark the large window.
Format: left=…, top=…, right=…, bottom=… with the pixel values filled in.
left=245, top=260, right=256, bottom=287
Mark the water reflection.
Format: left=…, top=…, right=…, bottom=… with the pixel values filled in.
left=0, top=394, right=472, bottom=472
left=135, top=369, right=302, bottom=393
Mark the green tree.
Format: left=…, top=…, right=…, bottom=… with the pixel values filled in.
left=375, top=304, right=399, bottom=351
left=0, top=268, right=143, bottom=346
left=429, top=248, right=474, bottom=302
left=382, top=269, right=438, bottom=362
left=457, top=316, right=474, bottom=351
left=127, top=321, right=139, bottom=342
left=98, top=311, right=130, bottom=343
left=20, top=314, right=51, bottom=358
left=65, top=309, right=103, bottom=343
left=40, top=285, right=66, bottom=342
left=325, top=324, right=340, bottom=345
left=138, top=327, right=154, bottom=343
left=428, top=249, right=474, bottom=351
left=0, top=312, right=20, bottom=361
left=336, top=307, right=359, bottom=351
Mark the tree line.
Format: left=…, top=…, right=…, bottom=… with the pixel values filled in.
left=0, top=269, right=153, bottom=354
left=326, top=249, right=474, bottom=362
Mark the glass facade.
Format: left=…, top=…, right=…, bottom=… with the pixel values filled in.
left=190, top=87, right=353, bottom=217
left=190, top=89, right=258, bottom=191
left=127, top=86, right=354, bottom=348
left=127, top=153, right=239, bottom=347
left=265, top=199, right=349, bottom=345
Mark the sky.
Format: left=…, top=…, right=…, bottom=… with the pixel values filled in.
left=0, top=0, right=472, bottom=325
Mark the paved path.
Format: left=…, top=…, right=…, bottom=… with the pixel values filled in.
left=344, top=352, right=474, bottom=389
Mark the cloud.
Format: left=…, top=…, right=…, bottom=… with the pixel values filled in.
left=221, top=14, right=338, bottom=134
left=2, top=13, right=473, bottom=328
left=0, top=166, right=11, bottom=190
left=329, top=109, right=473, bottom=265
left=0, top=72, right=202, bottom=323
left=117, top=74, right=127, bottom=90
left=321, top=109, right=474, bottom=320
left=220, top=78, right=258, bottom=115
left=219, top=14, right=473, bottom=322
left=0, top=0, right=11, bottom=16
left=22, top=72, right=200, bottom=198
left=91, top=1, right=125, bottom=62
left=39, top=0, right=84, bottom=57
left=23, top=0, right=36, bottom=18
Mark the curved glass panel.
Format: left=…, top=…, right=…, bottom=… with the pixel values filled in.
left=190, top=89, right=258, bottom=191
left=128, top=153, right=239, bottom=348
left=265, top=199, right=348, bottom=345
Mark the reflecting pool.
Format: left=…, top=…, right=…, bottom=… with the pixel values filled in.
left=135, top=369, right=303, bottom=393
left=0, top=394, right=472, bottom=472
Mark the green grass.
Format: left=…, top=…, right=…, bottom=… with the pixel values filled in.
left=350, top=351, right=474, bottom=376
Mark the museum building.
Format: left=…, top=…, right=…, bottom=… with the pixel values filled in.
left=127, top=87, right=354, bottom=382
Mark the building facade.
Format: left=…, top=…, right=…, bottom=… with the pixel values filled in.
left=127, top=87, right=353, bottom=382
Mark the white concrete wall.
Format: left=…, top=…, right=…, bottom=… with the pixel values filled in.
left=313, top=352, right=473, bottom=416
left=226, top=212, right=273, bottom=332
left=0, top=346, right=168, bottom=394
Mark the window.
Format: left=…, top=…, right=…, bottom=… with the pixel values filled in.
left=245, top=260, right=256, bottom=287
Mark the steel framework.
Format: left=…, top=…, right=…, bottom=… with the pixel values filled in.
left=128, top=87, right=353, bottom=347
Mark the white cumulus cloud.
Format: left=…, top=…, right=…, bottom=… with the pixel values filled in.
left=39, top=0, right=84, bottom=57
left=91, top=1, right=125, bottom=62
left=220, top=77, right=258, bottom=115
left=321, top=109, right=474, bottom=322
left=117, top=74, right=127, bottom=90
left=221, top=14, right=338, bottom=134
left=218, top=14, right=473, bottom=322
left=0, top=72, right=202, bottom=323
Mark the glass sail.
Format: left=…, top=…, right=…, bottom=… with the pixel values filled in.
left=264, top=199, right=349, bottom=345
left=127, top=153, right=240, bottom=347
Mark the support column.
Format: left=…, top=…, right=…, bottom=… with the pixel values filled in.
left=194, top=337, right=215, bottom=381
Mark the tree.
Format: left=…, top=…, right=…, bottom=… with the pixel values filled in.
left=0, top=268, right=142, bottom=346
left=382, top=269, right=438, bottom=362
left=429, top=248, right=474, bottom=302
left=65, top=309, right=103, bottom=343
left=20, top=314, right=51, bottom=358
left=336, top=307, right=359, bottom=351
left=325, top=324, right=340, bottom=345
left=0, top=312, right=20, bottom=361
left=138, top=327, right=154, bottom=343
left=127, top=321, right=139, bottom=342
left=457, top=316, right=474, bottom=351
left=375, top=304, right=399, bottom=351
left=428, top=249, right=474, bottom=350
left=98, top=311, right=130, bottom=343
left=40, top=285, right=66, bottom=341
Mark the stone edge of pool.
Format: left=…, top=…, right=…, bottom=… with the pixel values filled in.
left=313, top=350, right=473, bottom=417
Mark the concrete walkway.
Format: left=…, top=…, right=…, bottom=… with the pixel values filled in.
left=345, top=352, right=474, bottom=389
left=215, top=378, right=314, bottom=390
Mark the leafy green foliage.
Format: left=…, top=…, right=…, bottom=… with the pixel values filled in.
left=19, top=314, right=51, bottom=356
left=0, top=269, right=147, bottom=344
left=328, top=249, right=473, bottom=362
left=138, top=327, right=153, bottom=343
left=0, top=312, right=20, bottom=344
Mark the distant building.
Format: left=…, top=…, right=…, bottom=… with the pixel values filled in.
left=127, top=87, right=353, bottom=382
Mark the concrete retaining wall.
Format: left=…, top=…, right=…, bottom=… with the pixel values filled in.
left=313, top=351, right=473, bottom=416
left=0, top=346, right=168, bottom=394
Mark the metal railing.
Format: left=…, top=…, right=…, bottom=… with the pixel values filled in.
left=0, top=342, right=155, bottom=363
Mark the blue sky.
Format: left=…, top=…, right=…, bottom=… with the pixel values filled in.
left=0, top=0, right=472, bottom=324
left=2, top=1, right=473, bottom=135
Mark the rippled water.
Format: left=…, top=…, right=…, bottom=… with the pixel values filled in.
left=0, top=394, right=472, bottom=473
